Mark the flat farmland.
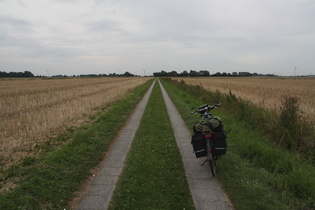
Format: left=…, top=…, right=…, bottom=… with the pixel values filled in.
left=0, top=77, right=150, bottom=166
left=175, top=77, right=315, bottom=122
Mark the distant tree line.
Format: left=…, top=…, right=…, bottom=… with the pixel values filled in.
left=153, top=70, right=211, bottom=77
left=153, top=70, right=276, bottom=77
left=1, top=70, right=278, bottom=78
left=0, top=71, right=136, bottom=78
left=76, top=71, right=135, bottom=77
left=52, top=71, right=136, bottom=78
left=0, top=71, right=34, bottom=78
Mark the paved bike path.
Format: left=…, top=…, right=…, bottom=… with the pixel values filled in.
left=76, top=79, right=233, bottom=209
left=76, top=80, right=156, bottom=209
left=159, top=80, right=233, bottom=210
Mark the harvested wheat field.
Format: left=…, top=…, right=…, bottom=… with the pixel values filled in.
left=175, top=77, right=315, bottom=122
left=0, top=77, right=150, bottom=167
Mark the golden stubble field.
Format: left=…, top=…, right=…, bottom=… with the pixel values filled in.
left=175, top=77, right=315, bottom=122
left=0, top=77, right=151, bottom=166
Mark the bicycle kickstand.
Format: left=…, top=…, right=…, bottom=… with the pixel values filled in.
left=201, top=159, right=208, bottom=166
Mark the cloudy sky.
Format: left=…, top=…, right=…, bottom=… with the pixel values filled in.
left=1, top=0, right=314, bottom=76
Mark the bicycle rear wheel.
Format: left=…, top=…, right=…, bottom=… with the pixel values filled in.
left=209, top=155, right=216, bottom=177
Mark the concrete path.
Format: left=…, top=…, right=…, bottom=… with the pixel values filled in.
left=76, top=79, right=233, bottom=210
left=76, top=80, right=156, bottom=209
left=159, top=80, right=233, bottom=210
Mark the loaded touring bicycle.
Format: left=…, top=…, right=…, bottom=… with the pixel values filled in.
left=190, top=103, right=227, bottom=177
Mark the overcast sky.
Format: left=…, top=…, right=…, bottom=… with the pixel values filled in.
left=1, top=0, right=314, bottom=76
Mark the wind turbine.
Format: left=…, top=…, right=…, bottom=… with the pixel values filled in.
left=293, top=65, right=299, bottom=76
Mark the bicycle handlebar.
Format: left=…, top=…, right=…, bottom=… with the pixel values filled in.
left=190, top=102, right=221, bottom=115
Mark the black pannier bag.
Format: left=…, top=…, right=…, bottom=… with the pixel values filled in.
left=191, top=133, right=207, bottom=158
left=212, top=131, right=227, bottom=155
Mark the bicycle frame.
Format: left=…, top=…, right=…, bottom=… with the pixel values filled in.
left=204, top=133, right=213, bottom=158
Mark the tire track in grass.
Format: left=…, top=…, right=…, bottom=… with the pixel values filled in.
left=108, top=81, right=195, bottom=209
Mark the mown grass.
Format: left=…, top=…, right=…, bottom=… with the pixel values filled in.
left=109, top=81, right=195, bottom=209
left=0, top=79, right=153, bottom=209
left=161, top=78, right=315, bottom=210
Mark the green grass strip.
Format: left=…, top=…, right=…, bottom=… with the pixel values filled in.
left=109, top=82, right=195, bottom=209
left=0, top=80, right=153, bottom=209
left=160, top=79, right=315, bottom=210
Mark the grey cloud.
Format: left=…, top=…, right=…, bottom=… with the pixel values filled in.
left=0, top=16, right=32, bottom=32
left=0, top=16, right=34, bottom=49
left=86, top=19, right=125, bottom=35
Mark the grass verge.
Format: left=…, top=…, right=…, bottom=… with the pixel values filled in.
left=160, top=78, right=315, bottom=210
left=163, top=79, right=315, bottom=161
left=0, top=80, right=153, bottom=209
left=109, top=81, right=195, bottom=209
